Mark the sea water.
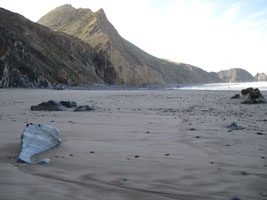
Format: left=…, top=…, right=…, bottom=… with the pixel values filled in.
left=175, top=82, right=267, bottom=91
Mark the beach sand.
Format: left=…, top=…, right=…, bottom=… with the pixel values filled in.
left=0, top=88, right=266, bottom=200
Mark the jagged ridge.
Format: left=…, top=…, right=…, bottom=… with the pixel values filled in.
left=38, top=4, right=221, bottom=85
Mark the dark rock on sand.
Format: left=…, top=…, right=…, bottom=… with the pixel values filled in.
left=241, top=171, right=249, bottom=175
left=231, top=94, right=240, bottom=99
left=231, top=196, right=241, bottom=200
left=241, top=88, right=266, bottom=104
left=31, top=100, right=67, bottom=111
left=59, top=101, right=77, bottom=108
left=227, top=122, right=242, bottom=131
left=74, top=105, right=95, bottom=112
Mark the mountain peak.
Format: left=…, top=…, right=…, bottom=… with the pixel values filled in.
left=38, top=5, right=222, bottom=85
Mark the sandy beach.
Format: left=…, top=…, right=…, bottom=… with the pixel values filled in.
left=0, top=88, right=266, bottom=200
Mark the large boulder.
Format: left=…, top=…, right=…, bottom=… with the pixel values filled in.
left=17, top=124, right=62, bottom=164
left=241, top=88, right=266, bottom=104
left=31, top=100, right=67, bottom=111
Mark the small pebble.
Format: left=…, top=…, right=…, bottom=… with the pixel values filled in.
left=210, top=162, right=214, bottom=164
left=90, top=151, right=95, bottom=154
left=225, top=144, right=231, bottom=147
left=261, top=192, right=267, bottom=197
left=165, top=154, right=170, bottom=156
left=69, top=154, right=74, bottom=157
left=146, top=131, right=150, bottom=134
left=261, top=157, right=265, bottom=159
left=231, top=196, right=241, bottom=200
left=123, top=178, right=128, bottom=182
left=241, top=171, right=248, bottom=176
left=189, top=128, right=196, bottom=131
left=257, top=132, right=263, bottom=135
left=134, top=155, right=140, bottom=158
left=195, top=136, right=200, bottom=139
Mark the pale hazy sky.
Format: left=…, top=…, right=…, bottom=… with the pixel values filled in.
left=1, top=0, right=267, bottom=75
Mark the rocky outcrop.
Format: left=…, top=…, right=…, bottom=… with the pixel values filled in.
left=31, top=100, right=67, bottom=111
left=231, top=88, right=266, bottom=104
left=255, top=73, right=267, bottom=82
left=38, top=4, right=221, bottom=85
left=241, top=88, right=266, bottom=104
left=0, top=7, right=117, bottom=88
left=217, top=68, right=254, bottom=83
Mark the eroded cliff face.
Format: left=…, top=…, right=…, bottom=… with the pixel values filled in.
left=0, top=7, right=117, bottom=88
left=38, top=4, right=221, bottom=85
left=255, top=73, right=267, bottom=82
left=217, top=68, right=255, bottom=83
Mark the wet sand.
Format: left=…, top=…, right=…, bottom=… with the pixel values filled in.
left=0, top=88, right=266, bottom=200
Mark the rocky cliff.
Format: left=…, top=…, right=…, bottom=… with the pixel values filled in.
left=217, top=68, right=255, bottom=83
left=38, top=4, right=221, bottom=85
left=0, top=7, right=117, bottom=88
left=255, top=73, right=267, bottom=82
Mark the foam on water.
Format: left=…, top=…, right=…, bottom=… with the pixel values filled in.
left=176, top=82, right=267, bottom=91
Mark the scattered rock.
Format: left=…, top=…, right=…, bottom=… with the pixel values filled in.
left=69, top=154, right=74, bottom=157
left=189, top=128, right=196, bottom=131
left=227, top=122, right=242, bottom=131
left=241, top=88, right=266, bottom=104
left=195, top=136, right=200, bottom=139
left=231, top=94, right=240, bottom=99
left=241, top=171, right=249, bottom=176
left=31, top=100, right=67, bottom=111
left=123, top=178, right=128, bottom=182
left=134, top=155, right=140, bottom=158
left=74, top=105, right=95, bottom=112
left=165, top=154, right=170, bottom=156
left=59, top=101, right=77, bottom=108
left=261, top=192, right=267, bottom=197
left=17, top=124, right=62, bottom=164
left=90, top=151, right=95, bottom=154
left=53, top=84, right=66, bottom=90
left=231, top=196, right=241, bottom=200
left=256, top=132, right=264, bottom=135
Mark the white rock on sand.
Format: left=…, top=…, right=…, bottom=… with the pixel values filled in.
left=0, top=89, right=266, bottom=200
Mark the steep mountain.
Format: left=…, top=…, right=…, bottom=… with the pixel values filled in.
left=38, top=4, right=221, bottom=85
left=255, top=73, right=267, bottom=82
left=217, top=68, right=254, bottom=83
left=0, top=7, right=117, bottom=88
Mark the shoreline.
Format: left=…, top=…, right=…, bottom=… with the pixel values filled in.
left=1, top=81, right=267, bottom=91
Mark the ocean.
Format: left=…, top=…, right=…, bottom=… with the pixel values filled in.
left=176, top=82, right=267, bottom=91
